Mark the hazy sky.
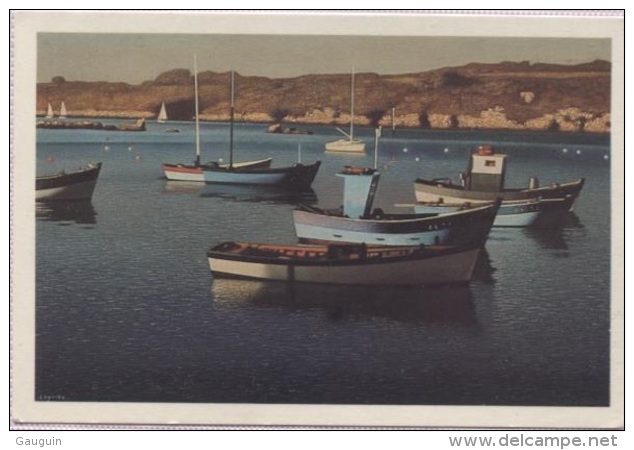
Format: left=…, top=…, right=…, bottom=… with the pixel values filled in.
left=37, top=34, right=610, bottom=84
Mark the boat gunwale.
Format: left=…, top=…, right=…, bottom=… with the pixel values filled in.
left=414, top=176, right=585, bottom=195
left=207, top=241, right=479, bottom=268
left=36, top=162, right=102, bottom=182
left=202, top=160, right=320, bottom=175
left=294, top=200, right=499, bottom=225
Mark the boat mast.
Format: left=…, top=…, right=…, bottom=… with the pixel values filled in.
left=374, top=126, right=381, bottom=169
left=229, top=71, right=235, bottom=169
left=350, top=68, right=355, bottom=141
left=194, top=55, right=201, bottom=166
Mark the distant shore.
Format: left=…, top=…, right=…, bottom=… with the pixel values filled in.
left=36, top=60, right=611, bottom=135
left=36, top=109, right=610, bottom=134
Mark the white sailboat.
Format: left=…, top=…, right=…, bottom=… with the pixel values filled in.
left=59, top=101, right=67, bottom=119
left=157, top=102, right=168, bottom=123
left=325, top=68, right=366, bottom=153
left=45, top=102, right=54, bottom=119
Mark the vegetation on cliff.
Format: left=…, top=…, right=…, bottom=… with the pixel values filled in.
left=37, top=60, right=610, bottom=132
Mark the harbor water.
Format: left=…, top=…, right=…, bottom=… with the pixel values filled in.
left=35, top=121, right=611, bottom=406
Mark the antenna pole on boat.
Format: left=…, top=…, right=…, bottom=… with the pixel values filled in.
left=229, top=70, right=235, bottom=170
left=391, top=107, right=396, bottom=137
left=350, top=67, right=355, bottom=141
left=194, top=54, right=201, bottom=167
left=374, top=126, right=381, bottom=170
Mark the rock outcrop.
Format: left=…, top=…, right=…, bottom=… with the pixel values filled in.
left=37, top=60, right=611, bottom=133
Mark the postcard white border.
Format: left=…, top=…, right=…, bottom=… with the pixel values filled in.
left=11, top=11, right=624, bottom=428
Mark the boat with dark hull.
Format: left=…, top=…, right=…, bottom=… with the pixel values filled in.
left=413, top=145, right=584, bottom=208
left=163, top=158, right=273, bottom=182
left=200, top=71, right=321, bottom=189
left=404, top=195, right=576, bottom=228
left=161, top=57, right=277, bottom=182
left=36, top=162, right=102, bottom=202
left=165, top=66, right=321, bottom=189
left=294, top=201, right=498, bottom=246
left=203, top=160, right=321, bottom=190
left=293, top=166, right=499, bottom=246
left=208, top=241, right=482, bottom=286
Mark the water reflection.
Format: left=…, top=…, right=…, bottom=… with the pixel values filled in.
left=532, top=210, right=583, bottom=230
left=523, top=212, right=582, bottom=250
left=200, top=184, right=318, bottom=205
left=472, top=248, right=496, bottom=284
left=35, top=201, right=97, bottom=225
left=162, top=181, right=203, bottom=196
left=523, top=228, right=569, bottom=250
left=211, top=279, right=477, bottom=327
left=161, top=181, right=318, bottom=205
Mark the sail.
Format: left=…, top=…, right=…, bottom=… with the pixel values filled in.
left=60, top=102, right=67, bottom=119
left=46, top=103, right=54, bottom=119
left=158, top=102, right=168, bottom=123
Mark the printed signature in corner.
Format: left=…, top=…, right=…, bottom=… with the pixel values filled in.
left=37, top=394, right=67, bottom=401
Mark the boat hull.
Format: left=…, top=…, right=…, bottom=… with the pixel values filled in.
left=413, top=178, right=584, bottom=209
left=293, top=202, right=498, bottom=246
left=163, top=164, right=204, bottom=182
left=412, top=196, right=575, bottom=228
left=36, top=162, right=102, bottom=201
left=203, top=161, right=321, bottom=190
left=325, top=139, right=366, bottom=153
left=162, top=158, right=273, bottom=182
left=208, top=243, right=481, bottom=286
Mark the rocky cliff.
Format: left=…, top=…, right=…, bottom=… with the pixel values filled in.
left=37, top=60, right=611, bottom=133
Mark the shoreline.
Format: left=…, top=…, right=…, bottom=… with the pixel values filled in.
left=35, top=111, right=611, bottom=135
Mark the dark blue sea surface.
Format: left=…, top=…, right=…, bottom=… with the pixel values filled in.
left=35, top=121, right=611, bottom=406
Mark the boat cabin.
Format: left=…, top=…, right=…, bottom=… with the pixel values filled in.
left=336, top=166, right=381, bottom=218
left=462, top=145, right=508, bottom=192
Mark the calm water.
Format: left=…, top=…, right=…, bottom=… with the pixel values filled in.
left=35, top=121, right=611, bottom=406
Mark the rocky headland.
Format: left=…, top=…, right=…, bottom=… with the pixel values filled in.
left=37, top=60, right=611, bottom=133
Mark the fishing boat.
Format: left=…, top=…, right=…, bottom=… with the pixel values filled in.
left=325, top=69, right=366, bottom=153
left=293, top=165, right=499, bottom=246
left=59, top=101, right=67, bottom=119
left=157, top=102, right=168, bottom=123
left=401, top=195, right=576, bottom=228
left=163, top=158, right=273, bottom=182
left=208, top=241, right=481, bottom=286
left=201, top=71, right=321, bottom=190
left=161, top=57, right=276, bottom=182
left=414, top=145, right=584, bottom=207
left=36, top=162, right=102, bottom=201
left=203, top=161, right=321, bottom=189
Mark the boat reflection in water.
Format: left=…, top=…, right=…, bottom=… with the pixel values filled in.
left=161, top=181, right=205, bottom=196
left=523, top=212, right=583, bottom=250
left=471, top=247, right=496, bottom=284
left=35, top=200, right=97, bottom=225
left=162, top=181, right=318, bottom=205
left=211, top=278, right=477, bottom=328
left=199, top=184, right=318, bottom=205
left=162, top=180, right=319, bottom=204
left=531, top=208, right=582, bottom=229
